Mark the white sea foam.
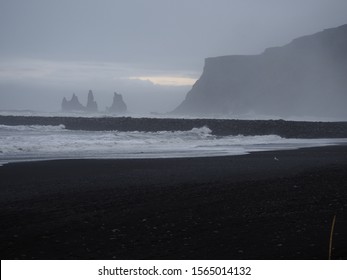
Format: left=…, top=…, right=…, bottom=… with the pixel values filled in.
left=0, top=125, right=346, bottom=165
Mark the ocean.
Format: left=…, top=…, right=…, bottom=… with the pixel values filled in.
left=1, top=124, right=347, bottom=166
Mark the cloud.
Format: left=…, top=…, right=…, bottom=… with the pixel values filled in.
left=128, top=76, right=197, bottom=86
left=0, top=58, right=198, bottom=87
left=0, top=58, right=194, bottom=113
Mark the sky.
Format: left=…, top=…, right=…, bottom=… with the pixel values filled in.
left=0, top=0, right=347, bottom=114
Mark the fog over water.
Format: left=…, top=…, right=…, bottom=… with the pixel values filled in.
left=1, top=0, right=347, bottom=116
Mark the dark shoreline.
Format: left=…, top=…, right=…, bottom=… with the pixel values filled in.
left=1, top=115, right=347, bottom=137
left=1, top=145, right=347, bottom=260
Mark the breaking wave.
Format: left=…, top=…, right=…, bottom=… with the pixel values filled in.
left=0, top=125, right=346, bottom=165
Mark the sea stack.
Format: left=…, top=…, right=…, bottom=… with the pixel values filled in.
left=173, top=24, right=347, bottom=119
left=86, top=90, right=98, bottom=112
left=61, top=93, right=85, bottom=112
left=108, top=92, right=127, bottom=114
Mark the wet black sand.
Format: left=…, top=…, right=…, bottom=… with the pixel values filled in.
left=1, top=146, right=347, bottom=260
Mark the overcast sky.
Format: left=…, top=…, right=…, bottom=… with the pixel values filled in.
left=1, top=0, right=347, bottom=113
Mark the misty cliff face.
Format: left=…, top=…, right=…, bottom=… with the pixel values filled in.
left=174, top=24, right=347, bottom=118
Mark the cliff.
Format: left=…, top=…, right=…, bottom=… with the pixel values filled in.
left=174, top=24, right=347, bottom=118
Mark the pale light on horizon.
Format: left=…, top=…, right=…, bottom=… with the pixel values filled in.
left=129, top=76, right=197, bottom=86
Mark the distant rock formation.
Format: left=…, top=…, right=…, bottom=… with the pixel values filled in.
left=61, top=93, right=86, bottom=112
left=62, top=90, right=98, bottom=112
left=173, top=24, right=347, bottom=119
left=86, top=90, right=98, bottom=112
left=61, top=91, right=127, bottom=114
left=107, top=92, right=127, bottom=114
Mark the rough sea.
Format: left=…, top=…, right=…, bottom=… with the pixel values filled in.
left=1, top=124, right=347, bottom=166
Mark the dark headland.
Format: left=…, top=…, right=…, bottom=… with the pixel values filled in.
left=174, top=24, right=347, bottom=119
left=1, top=115, right=347, bottom=260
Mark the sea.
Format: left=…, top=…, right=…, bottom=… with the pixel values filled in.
left=1, top=122, right=347, bottom=166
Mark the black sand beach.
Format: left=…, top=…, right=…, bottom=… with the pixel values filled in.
left=1, top=145, right=347, bottom=260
